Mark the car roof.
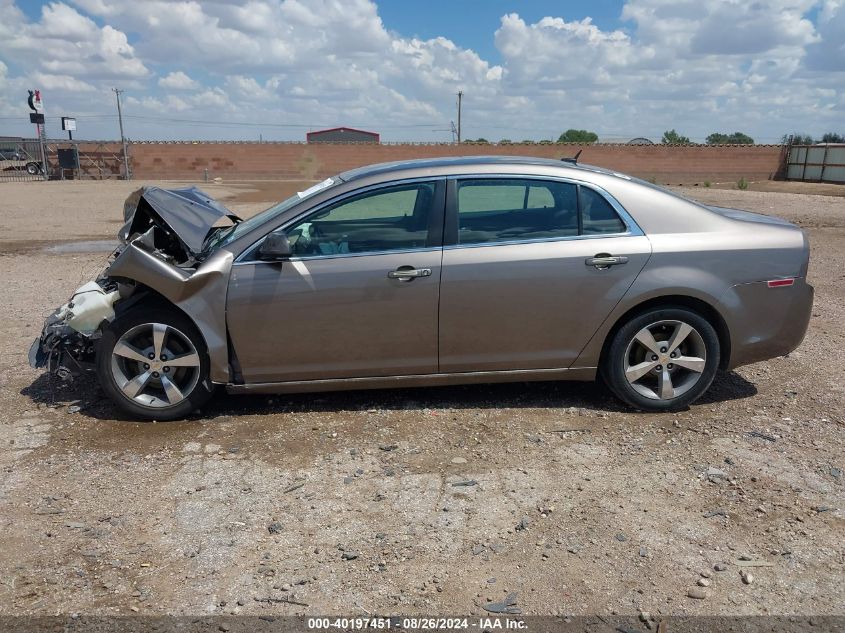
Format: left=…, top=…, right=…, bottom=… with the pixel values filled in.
left=338, top=155, right=626, bottom=183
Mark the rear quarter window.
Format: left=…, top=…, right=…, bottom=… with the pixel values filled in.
left=580, top=187, right=626, bottom=234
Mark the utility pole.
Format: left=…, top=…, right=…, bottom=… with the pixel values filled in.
left=456, top=91, right=463, bottom=144
left=113, top=88, right=130, bottom=180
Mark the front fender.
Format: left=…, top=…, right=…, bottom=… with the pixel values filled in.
left=107, top=244, right=234, bottom=383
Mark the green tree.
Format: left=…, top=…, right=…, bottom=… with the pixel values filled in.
left=706, top=131, right=754, bottom=145
left=499, top=139, right=513, bottom=145
left=821, top=132, right=845, bottom=143
left=782, top=133, right=815, bottom=145
left=661, top=129, right=691, bottom=144
left=557, top=129, right=599, bottom=143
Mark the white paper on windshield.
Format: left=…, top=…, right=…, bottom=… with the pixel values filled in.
left=297, top=177, right=334, bottom=199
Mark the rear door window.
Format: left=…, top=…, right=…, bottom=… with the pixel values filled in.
left=455, top=179, right=626, bottom=245
left=456, top=179, right=579, bottom=245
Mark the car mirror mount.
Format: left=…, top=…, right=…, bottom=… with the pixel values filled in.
left=257, top=231, right=292, bottom=261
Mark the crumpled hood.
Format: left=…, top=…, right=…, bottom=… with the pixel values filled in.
left=121, top=186, right=241, bottom=256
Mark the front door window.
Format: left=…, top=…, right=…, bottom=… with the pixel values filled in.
left=286, top=182, right=438, bottom=256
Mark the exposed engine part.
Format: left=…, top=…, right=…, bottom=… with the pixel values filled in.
left=58, top=281, right=120, bottom=335
left=29, top=279, right=118, bottom=376
left=28, top=314, right=99, bottom=376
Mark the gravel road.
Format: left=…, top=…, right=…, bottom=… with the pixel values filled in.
left=0, top=179, right=842, bottom=618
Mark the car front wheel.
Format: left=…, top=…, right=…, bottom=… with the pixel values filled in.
left=96, top=308, right=214, bottom=420
left=602, top=307, right=720, bottom=411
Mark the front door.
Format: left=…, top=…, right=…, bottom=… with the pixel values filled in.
left=438, top=177, right=652, bottom=372
left=227, top=180, right=445, bottom=384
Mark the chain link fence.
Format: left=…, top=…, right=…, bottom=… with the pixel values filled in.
left=0, top=138, right=129, bottom=182
left=0, top=139, right=46, bottom=182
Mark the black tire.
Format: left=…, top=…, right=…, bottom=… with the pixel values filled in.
left=96, top=307, right=214, bottom=420
left=601, top=306, right=720, bottom=412
left=25, top=162, right=40, bottom=175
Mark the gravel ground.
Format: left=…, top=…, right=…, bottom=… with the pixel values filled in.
left=0, top=179, right=842, bottom=618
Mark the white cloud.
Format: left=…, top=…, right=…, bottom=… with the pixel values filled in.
left=159, top=71, right=200, bottom=90
left=68, top=0, right=392, bottom=71
left=31, top=71, right=96, bottom=92
left=40, top=1, right=99, bottom=40
left=489, top=1, right=841, bottom=141
left=805, top=0, right=845, bottom=70
left=494, top=13, right=655, bottom=90
left=0, top=0, right=841, bottom=142
left=619, top=0, right=819, bottom=57
left=0, top=1, right=149, bottom=81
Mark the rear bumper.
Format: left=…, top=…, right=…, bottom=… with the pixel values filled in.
left=720, top=277, right=813, bottom=370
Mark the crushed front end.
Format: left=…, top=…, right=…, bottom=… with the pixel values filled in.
left=29, top=185, right=241, bottom=382
left=29, top=279, right=121, bottom=378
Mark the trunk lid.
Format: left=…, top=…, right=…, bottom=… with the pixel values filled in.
left=705, top=205, right=796, bottom=227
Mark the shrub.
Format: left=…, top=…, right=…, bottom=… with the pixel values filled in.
left=707, top=132, right=754, bottom=145
left=782, top=133, right=815, bottom=145
left=821, top=132, right=845, bottom=143
left=558, top=129, right=599, bottom=143
left=662, top=129, right=691, bottom=144
left=737, top=177, right=749, bottom=190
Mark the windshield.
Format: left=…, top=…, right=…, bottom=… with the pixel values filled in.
left=208, top=177, right=339, bottom=251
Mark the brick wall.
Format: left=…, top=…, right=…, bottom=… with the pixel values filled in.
left=120, top=142, right=788, bottom=184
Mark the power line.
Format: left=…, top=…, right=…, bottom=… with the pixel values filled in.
left=0, top=112, right=797, bottom=142
left=0, top=113, right=448, bottom=129
left=123, top=115, right=446, bottom=129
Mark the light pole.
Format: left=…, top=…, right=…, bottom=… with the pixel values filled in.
left=113, top=88, right=130, bottom=180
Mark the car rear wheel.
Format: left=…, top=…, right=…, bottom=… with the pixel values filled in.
left=96, top=308, right=214, bottom=420
left=602, top=307, right=720, bottom=411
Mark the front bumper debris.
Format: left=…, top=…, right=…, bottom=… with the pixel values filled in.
left=29, top=280, right=120, bottom=377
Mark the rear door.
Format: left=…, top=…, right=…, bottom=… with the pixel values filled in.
left=438, top=177, right=651, bottom=372
left=227, top=179, right=445, bottom=383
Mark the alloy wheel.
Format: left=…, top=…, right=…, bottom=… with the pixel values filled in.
left=623, top=319, right=707, bottom=401
left=110, top=322, right=201, bottom=408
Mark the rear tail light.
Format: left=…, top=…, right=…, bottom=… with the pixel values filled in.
left=767, top=278, right=795, bottom=288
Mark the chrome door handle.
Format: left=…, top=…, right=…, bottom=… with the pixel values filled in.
left=388, top=267, right=432, bottom=281
left=585, top=255, right=628, bottom=269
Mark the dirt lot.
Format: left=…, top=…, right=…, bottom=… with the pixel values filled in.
left=0, top=179, right=842, bottom=619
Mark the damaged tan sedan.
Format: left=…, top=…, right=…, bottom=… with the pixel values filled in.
left=30, top=157, right=813, bottom=420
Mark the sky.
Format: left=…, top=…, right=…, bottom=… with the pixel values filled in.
left=0, top=0, right=842, bottom=143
